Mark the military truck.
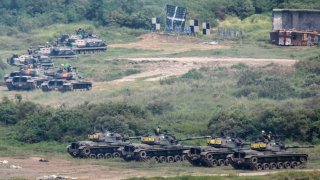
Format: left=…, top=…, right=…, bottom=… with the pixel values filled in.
left=185, top=136, right=245, bottom=167
left=228, top=134, right=314, bottom=170
left=121, top=129, right=210, bottom=163
left=67, top=132, right=140, bottom=159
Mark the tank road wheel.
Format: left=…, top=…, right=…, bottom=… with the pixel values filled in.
left=250, top=157, right=258, bottom=164
left=291, top=161, right=298, bottom=169
left=82, top=148, right=90, bottom=157
left=270, top=162, right=277, bottom=170
left=89, top=154, right=97, bottom=159
left=112, top=152, right=121, bottom=158
left=277, top=162, right=284, bottom=169
left=97, top=154, right=104, bottom=159
left=206, top=153, right=214, bottom=161
left=284, top=161, right=291, bottom=169
left=145, top=156, right=151, bottom=161
left=211, top=159, right=218, bottom=167
left=167, top=156, right=174, bottom=163
left=174, top=155, right=182, bottom=162
left=298, top=157, right=307, bottom=168
left=105, top=153, right=112, bottom=159
left=152, top=156, right=159, bottom=163
left=217, top=159, right=225, bottom=166
left=139, top=151, right=147, bottom=159
left=72, top=152, right=78, bottom=158
left=182, top=155, right=187, bottom=161
left=262, top=163, right=270, bottom=170
left=159, top=156, right=167, bottom=163
left=224, top=159, right=230, bottom=166
left=254, top=163, right=263, bottom=171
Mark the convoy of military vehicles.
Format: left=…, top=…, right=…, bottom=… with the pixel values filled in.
left=66, top=128, right=314, bottom=171
left=3, top=28, right=102, bottom=92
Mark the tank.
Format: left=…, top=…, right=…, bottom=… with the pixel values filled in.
left=41, top=79, right=92, bottom=92
left=7, top=54, right=37, bottom=66
left=184, top=136, right=245, bottom=167
left=37, top=55, right=54, bottom=69
left=49, top=46, right=77, bottom=58
left=56, top=29, right=107, bottom=54
left=228, top=137, right=314, bottom=170
left=41, top=66, right=92, bottom=92
left=5, top=76, right=37, bottom=91
left=121, top=130, right=210, bottom=163
left=66, top=132, right=140, bottom=159
left=4, top=67, right=48, bottom=90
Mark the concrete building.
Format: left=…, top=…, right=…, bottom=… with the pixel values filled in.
left=272, top=9, right=320, bottom=31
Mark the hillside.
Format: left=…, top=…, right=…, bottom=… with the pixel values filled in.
left=0, top=1, right=320, bottom=179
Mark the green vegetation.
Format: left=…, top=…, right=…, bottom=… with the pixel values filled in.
left=0, top=2, right=319, bottom=179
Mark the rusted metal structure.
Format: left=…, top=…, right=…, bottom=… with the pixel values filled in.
left=271, top=9, right=320, bottom=46
left=270, top=30, right=319, bottom=46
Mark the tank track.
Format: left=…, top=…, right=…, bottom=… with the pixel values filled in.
left=70, top=146, right=122, bottom=159
left=230, top=154, right=308, bottom=170
left=132, top=149, right=188, bottom=163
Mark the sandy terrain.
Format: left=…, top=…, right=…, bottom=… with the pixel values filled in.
left=110, top=34, right=228, bottom=55
left=0, top=157, right=318, bottom=180
left=93, top=57, right=297, bottom=89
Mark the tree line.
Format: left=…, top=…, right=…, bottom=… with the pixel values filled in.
left=1, top=0, right=320, bottom=33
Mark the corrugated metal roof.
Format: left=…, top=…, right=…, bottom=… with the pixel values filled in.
left=273, top=9, right=320, bottom=13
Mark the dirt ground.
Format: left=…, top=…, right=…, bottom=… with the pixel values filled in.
left=93, top=57, right=297, bottom=90
left=0, top=156, right=319, bottom=180
left=110, top=34, right=228, bottom=55
left=0, top=156, right=162, bottom=180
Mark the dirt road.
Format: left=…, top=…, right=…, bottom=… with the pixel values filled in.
left=103, top=57, right=297, bottom=83
left=0, top=157, right=318, bottom=180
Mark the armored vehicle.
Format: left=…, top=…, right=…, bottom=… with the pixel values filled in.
left=6, top=76, right=37, bottom=91
left=66, top=132, right=140, bottom=158
left=56, top=29, right=107, bottom=54
left=121, top=129, right=210, bottom=163
left=185, top=136, right=244, bottom=167
left=37, top=55, right=54, bottom=69
left=228, top=136, right=313, bottom=170
left=41, top=65, right=92, bottom=92
left=41, top=79, right=92, bottom=92
left=5, top=67, right=48, bottom=90
left=7, top=54, right=37, bottom=66
left=49, top=47, right=76, bottom=58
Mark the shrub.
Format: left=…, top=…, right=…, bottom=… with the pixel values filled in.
left=181, top=69, right=203, bottom=80
left=146, top=100, right=174, bottom=115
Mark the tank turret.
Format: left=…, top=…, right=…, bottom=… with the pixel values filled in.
left=228, top=132, right=314, bottom=170
left=66, top=132, right=139, bottom=159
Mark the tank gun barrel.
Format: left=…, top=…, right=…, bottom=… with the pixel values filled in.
left=123, top=136, right=141, bottom=141
left=177, top=136, right=211, bottom=141
left=285, top=145, right=314, bottom=150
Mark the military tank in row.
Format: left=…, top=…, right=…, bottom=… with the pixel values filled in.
left=56, top=28, right=107, bottom=54
left=4, top=64, right=92, bottom=92
left=67, top=132, right=140, bottom=159
left=228, top=138, right=314, bottom=170
left=66, top=130, right=314, bottom=169
left=184, top=136, right=245, bottom=167
left=41, top=65, right=92, bottom=92
left=5, top=66, right=48, bottom=91
left=120, top=129, right=210, bottom=163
